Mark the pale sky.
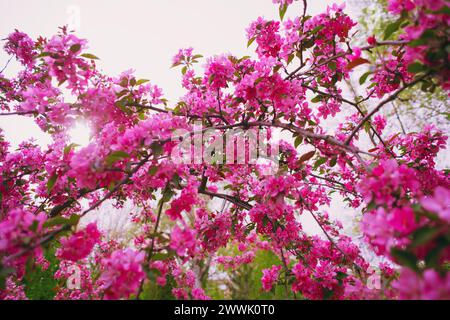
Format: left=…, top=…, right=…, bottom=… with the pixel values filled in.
left=0, top=0, right=343, bottom=148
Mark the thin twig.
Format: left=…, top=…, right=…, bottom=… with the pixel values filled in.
left=136, top=181, right=171, bottom=299
left=345, top=72, right=432, bottom=145
left=0, top=56, right=13, bottom=74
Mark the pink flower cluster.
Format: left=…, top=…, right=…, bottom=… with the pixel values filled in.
left=421, top=187, right=450, bottom=223
left=171, top=267, right=210, bottom=300
left=247, top=18, right=283, bottom=58
left=0, top=277, right=27, bottom=300
left=54, top=261, right=102, bottom=300
left=42, top=31, right=92, bottom=92
left=170, top=225, right=198, bottom=257
left=387, top=0, right=450, bottom=90
left=362, top=207, right=416, bottom=255
left=99, top=249, right=145, bottom=300
left=372, top=55, right=411, bottom=98
left=204, top=55, right=235, bottom=89
left=393, top=268, right=450, bottom=300
left=261, top=265, right=281, bottom=291
left=0, top=208, right=47, bottom=256
left=4, top=30, right=36, bottom=67
left=172, top=47, right=194, bottom=67
left=166, top=184, right=199, bottom=220
left=150, top=260, right=170, bottom=286
left=57, top=223, right=101, bottom=261
left=357, top=159, right=419, bottom=207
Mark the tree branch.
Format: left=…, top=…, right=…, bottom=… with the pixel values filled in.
left=345, top=72, right=433, bottom=145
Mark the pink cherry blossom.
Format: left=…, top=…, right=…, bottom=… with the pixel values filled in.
left=57, top=223, right=101, bottom=261
left=261, top=265, right=282, bottom=291
left=170, top=225, right=198, bottom=257
left=421, top=186, right=450, bottom=223
left=4, top=30, right=36, bottom=67
left=393, top=268, right=450, bottom=300
left=99, top=249, right=145, bottom=300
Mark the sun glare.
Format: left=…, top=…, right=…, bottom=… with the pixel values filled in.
left=68, top=120, right=91, bottom=147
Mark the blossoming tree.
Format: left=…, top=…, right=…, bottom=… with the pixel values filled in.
left=0, top=0, right=449, bottom=300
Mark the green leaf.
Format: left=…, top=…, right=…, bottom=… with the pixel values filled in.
left=115, top=99, right=131, bottom=114
left=410, top=226, right=440, bottom=248
left=329, top=156, right=337, bottom=167
left=119, top=77, right=129, bottom=87
left=46, top=174, right=58, bottom=193
left=43, top=216, right=69, bottom=228
left=298, top=151, right=316, bottom=164
left=237, top=56, right=251, bottom=64
left=262, top=215, right=270, bottom=227
left=425, top=235, right=450, bottom=268
left=311, top=25, right=324, bottom=34
left=254, top=77, right=264, bottom=85
left=328, top=61, right=337, bottom=71
left=105, top=151, right=130, bottom=166
left=279, top=3, right=288, bottom=21
left=208, top=74, right=216, bottom=85
left=161, top=188, right=174, bottom=203
left=81, top=53, right=99, bottom=60
left=367, top=82, right=377, bottom=89
left=407, top=62, right=426, bottom=74
left=311, top=95, right=323, bottom=103
left=69, top=44, right=81, bottom=53
left=433, top=5, right=450, bottom=15
left=365, top=200, right=377, bottom=212
left=57, top=79, right=66, bottom=87
left=43, top=214, right=80, bottom=228
left=384, top=18, right=403, bottom=40
left=408, top=38, right=426, bottom=48
left=150, top=142, right=163, bottom=157
left=247, top=37, right=256, bottom=48
left=294, top=136, right=303, bottom=148
left=313, top=157, right=327, bottom=170
left=36, top=52, right=52, bottom=58
left=64, top=143, right=80, bottom=156
left=364, top=121, right=372, bottom=134
left=148, top=166, right=159, bottom=176
left=136, top=79, right=150, bottom=85
left=0, top=266, right=15, bottom=290
left=323, top=288, right=334, bottom=300
left=287, top=53, right=295, bottom=65
left=359, top=71, right=372, bottom=85
left=346, top=58, right=369, bottom=71
left=68, top=214, right=81, bottom=226
left=390, top=248, right=418, bottom=271
left=445, top=44, right=450, bottom=54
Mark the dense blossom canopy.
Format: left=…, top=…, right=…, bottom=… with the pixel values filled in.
left=0, top=0, right=449, bottom=300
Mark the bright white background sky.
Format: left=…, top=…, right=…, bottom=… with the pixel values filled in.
left=0, top=0, right=343, bottom=148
